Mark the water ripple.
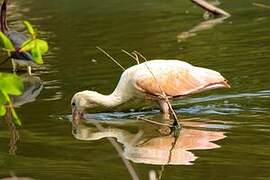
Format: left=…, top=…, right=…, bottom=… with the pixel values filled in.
left=176, top=90, right=270, bottom=106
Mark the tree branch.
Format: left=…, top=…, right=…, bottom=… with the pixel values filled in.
left=191, top=0, right=231, bottom=17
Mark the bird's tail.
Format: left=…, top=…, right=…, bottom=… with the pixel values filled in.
left=0, top=0, right=8, bottom=33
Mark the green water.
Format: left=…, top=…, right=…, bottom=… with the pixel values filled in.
left=0, top=0, right=270, bottom=179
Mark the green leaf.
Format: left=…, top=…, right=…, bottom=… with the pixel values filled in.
left=23, top=21, right=36, bottom=38
left=0, top=32, right=15, bottom=51
left=0, top=73, right=23, bottom=95
left=20, top=39, right=48, bottom=55
left=0, top=91, right=7, bottom=105
left=0, top=105, right=6, bottom=116
left=1, top=89, right=22, bottom=125
left=11, top=107, right=21, bottom=126
left=31, top=44, right=43, bottom=64
left=0, top=76, right=23, bottom=125
left=19, top=39, right=34, bottom=52
left=35, top=39, right=48, bottom=54
left=0, top=92, right=7, bottom=116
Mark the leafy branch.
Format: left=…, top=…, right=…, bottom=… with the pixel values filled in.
left=0, top=21, right=48, bottom=65
left=0, top=73, right=23, bottom=125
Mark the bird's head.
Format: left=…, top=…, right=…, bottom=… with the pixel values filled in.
left=71, top=90, right=100, bottom=124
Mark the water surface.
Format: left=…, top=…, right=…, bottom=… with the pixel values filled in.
left=0, top=0, right=270, bottom=179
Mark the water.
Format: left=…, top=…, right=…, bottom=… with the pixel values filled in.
left=0, top=0, right=270, bottom=179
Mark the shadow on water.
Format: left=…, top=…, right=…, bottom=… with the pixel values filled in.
left=73, top=117, right=227, bottom=166
left=11, top=74, right=43, bottom=107
left=177, top=16, right=229, bottom=42
left=174, top=89, right=270, bottom=117
left=4, top=73, right=43, bottom=155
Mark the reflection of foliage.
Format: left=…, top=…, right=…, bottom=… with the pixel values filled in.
left=0, top=21, right=48, bottom=64
left=0, top=73, right=23, bottom=125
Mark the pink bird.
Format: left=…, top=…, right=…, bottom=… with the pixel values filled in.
left=71, top=60, right=230, bottom=123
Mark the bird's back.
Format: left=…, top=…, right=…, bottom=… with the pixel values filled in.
left=6, top=30, right=28, bottom=48
left=121, top=60, right=229, bottom=97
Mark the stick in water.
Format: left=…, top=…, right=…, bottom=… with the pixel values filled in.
left=191, top=0, right=231, bottom=17
left=93, top=122, right=140, bottom=180
left=253, top=2, right=270, bottom=10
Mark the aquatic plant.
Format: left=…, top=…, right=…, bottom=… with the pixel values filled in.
left=0, top=73, right=23, bottom=125
left=0, top=31, right=14, bottom=52
left=0, top=21, right=48, bottom=64
left=19, top=21, right=49, bottom=64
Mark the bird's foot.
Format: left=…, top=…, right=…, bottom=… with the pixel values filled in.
left=172, top=118, right=181, bottom=129
left=11, top=59, right=17, bottom=73
left=169, top=122, right=181, bottom=137
left=27, top=66, right=32, bottom=75
left=161, top=112, right=170, bottom=120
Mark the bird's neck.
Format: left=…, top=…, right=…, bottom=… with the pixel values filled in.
left=91, top=92, right=124, bottom=108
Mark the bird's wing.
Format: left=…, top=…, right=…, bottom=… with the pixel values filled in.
left=135, top=65, right=229, bottom=97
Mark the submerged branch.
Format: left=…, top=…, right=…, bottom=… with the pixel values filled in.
left=92, top=122, right=140, bottom=180
left=4, top=107, right=19, bottom=155
left=191, top=0, right=231, bottom=17
left=137, top=116, right=173, bottom=128
left=253, top=2, right=270, bottom=9
left=177, top=16, right=228, bottom=42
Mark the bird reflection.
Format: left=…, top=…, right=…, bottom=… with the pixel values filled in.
left=11, top=73, right=43, bottom=107
left=177, top=16, right=229, bottom=42
left=6, top=74, right=43, bottom=154
left=73, top=118, right=226, bottom=165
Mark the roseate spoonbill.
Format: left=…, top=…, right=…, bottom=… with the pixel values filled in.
left=0, top=0, right=36, bottom=74
left=71, top=60, right=230, bottom=123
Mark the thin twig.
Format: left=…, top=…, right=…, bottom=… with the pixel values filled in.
left=191, top=0, right=231, bottom=17
left=121, top=49, right=140, bottom=65
left=97, top=46, right=126, bottom=71
left=0, top=55, right=11, bottom=66
left=131, top=52, right=140, bottom=65
left=121, top=49, right=136, bottom=59
left=133, top=51, right=164, bottom=96
left=137, top=117, right=173, bottom=128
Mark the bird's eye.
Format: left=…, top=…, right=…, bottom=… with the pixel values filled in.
left=71, top=102, right=76, bottom=106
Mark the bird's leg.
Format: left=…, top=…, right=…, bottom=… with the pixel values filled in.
left=11, top=59, right=17, bottom=73
left=27, top=66, right=32, bottom=75
left=158, top=96, right=181, bottom=132
left=157, top=99, right=181, bottom=135
left=158, top=99, right=170, bottom=120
